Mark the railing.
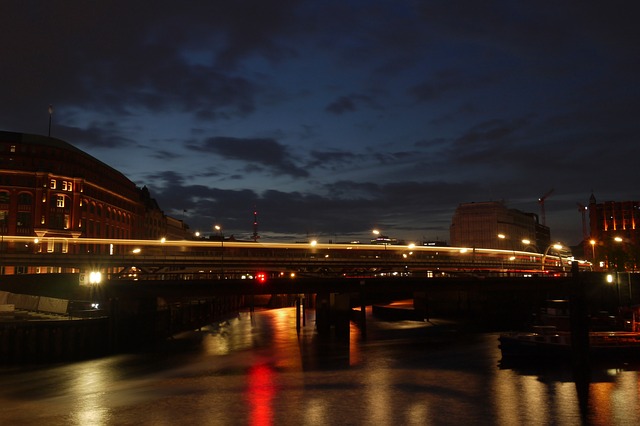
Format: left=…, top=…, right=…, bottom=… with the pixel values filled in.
left=0, top=236, right=590, bottom=276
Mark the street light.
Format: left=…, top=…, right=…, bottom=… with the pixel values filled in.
left=497, top=233, right=507, bottom=249
left=215, top=225, right=224, bottom=279
left=612, top=236, right=630, bottom=271
left=372, top=229, right=389, bottom=249
left=541, top=243, right=564, bottom=271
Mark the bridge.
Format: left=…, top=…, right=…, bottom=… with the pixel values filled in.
left=0, top=236, right=589, bottom=278
left=0, top=237, right=617, bottom=364
left=2, top=265, right=634, bottom=357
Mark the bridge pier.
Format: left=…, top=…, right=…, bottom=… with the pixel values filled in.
left=315, top=292, right=352, bottom=337
left=295, top=295, right=307, bottom=332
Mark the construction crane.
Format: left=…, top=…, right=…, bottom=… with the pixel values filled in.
left=538, top=189, right=554, bottom=226
left=577, top=203, right=588, bottom=241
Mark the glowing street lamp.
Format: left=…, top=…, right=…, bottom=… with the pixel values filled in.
left=497, top=233, right=507, bottom=249
left=215, top=225, right=224, bottom=279
left=89, top=271, right=102, bottom=285
left=372, top=229, right=389, bottom=249
left=541, top=243, right=564, bottom=271
left=520, top=239, right=539, bottom=253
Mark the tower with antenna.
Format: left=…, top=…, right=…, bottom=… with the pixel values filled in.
left=252, top=209, right=260, bottom=241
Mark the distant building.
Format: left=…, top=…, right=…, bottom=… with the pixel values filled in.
left=587, top=194, right=639, bottom=270
left=450, top=201, right=550, bottom=252
left=139, top=186, right=191, bottom=241
left=0, top=131, right=192, bottom=274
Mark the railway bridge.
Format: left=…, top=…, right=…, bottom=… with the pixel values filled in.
left=1, top=265, right=636, bottom=362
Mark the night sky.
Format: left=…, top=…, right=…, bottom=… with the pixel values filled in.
left=2, top=1, right=639, bottom=245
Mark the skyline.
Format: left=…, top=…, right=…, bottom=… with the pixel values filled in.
left=2, top=1, right=639, bottom=244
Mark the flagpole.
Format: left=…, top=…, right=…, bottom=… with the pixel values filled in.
left=48, top=105, right=53, bottom=137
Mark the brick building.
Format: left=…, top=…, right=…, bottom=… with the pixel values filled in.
left=0, top=131, right=191, bottom=273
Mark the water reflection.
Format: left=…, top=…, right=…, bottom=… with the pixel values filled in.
left=67, top=363, right=111, bottom=425
left=246, top=364, right=275, bottom=426
left=1, top=307, right=640, bottom=425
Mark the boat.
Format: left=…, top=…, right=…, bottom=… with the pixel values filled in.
left=499, top=325, right=640, bottom=360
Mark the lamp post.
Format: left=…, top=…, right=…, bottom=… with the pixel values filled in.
left=541, top=243, right=564, bottom=271
left=521, top=239, right=537, bottom=252
left=372, top=229, right=388, bottom=250
left=589, top=239, right=596, bottom=265
left=215, top=225, right=224, bottom=279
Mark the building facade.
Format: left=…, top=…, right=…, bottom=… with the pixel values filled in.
left=588, top=194, right=639, bottom=270
left=450, top=201, right=551, bottom=252
left=0, top=131, right=191, bottom=273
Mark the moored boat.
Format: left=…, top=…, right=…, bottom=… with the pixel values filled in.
left=499, top=325, right=640, bottom=360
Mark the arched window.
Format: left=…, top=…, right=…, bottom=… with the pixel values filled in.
left=17, top=193, right=32, bottom=205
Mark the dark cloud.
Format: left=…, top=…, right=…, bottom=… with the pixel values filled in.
left=55, top=123, right=136, bottom=150
left=325, top=96, right=357, bottom=115
left=186, top=136, right=309, bottom=177
left=325, top=93, right=378, bottom=115
left=2, top=1, right=639, bottom=245
left=409, top=69, right=498, bottom=103
left=306, top=150, right=361, bottom=170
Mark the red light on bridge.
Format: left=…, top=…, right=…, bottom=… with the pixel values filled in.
left=256, top=272, right=267, bottom=283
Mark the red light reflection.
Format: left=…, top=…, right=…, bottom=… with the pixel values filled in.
left=246, top=364, right=275, bottom=426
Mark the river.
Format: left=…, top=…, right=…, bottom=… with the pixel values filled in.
left=1, top=306, right=640, bottom=425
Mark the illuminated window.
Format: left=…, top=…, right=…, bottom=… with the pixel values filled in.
left=56, top=195, right=65, bottom=208
left=0, top=211, right=7, bottom=231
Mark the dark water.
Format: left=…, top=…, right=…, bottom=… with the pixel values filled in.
left=1, top=307, right=640, bottom=425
